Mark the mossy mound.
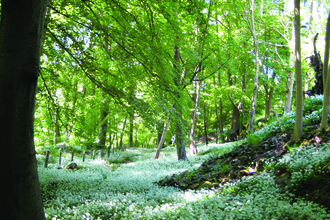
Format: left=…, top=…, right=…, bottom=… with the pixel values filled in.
left=157, top=132, right=291, bottom=190
left=157, top=123, right=330, bottom=210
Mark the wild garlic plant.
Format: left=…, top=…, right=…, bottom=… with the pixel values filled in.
left=38, top=143, right=330, bottom=219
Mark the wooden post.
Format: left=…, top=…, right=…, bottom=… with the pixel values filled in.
left=91, top=150, right=93, bottom=159
left=92, top=150, right=96, bottom=160
left=59, top=150, right=62, bottom=166
left=82, top=150, right=86, bottom=162
left=71, top=151, right=74, bottom=162
left=44, top=151, right=49, bottom=168
left=107, top=147, right=110, bottom=158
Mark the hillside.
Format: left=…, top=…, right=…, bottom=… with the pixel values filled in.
left=38, top=95, right=330, bottom=219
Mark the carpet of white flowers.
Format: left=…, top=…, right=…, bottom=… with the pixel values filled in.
left=38, top=141, right=330, bottom=220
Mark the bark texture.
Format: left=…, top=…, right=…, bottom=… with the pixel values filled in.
left=0, top=1, right=48, bottom=219
left=227, top=69, right=240, bottom=141
left=155, top=116, right=170, bottom=159
left=292, top=0, right=303, bottom=142
left=99, top=93, right=108, bottom=147
left=246, top=0, right=263, bottom=133
left=203, top=101, right=209, bottom=146
left=189, top=80, right=200, bottom=155
left=218, top=72, right=225, bottom=142
left=284, top=71, right=295, bottom=114
left=306, top=33, right=324, bottom=96
left=319, top=11, right=330, bottom=131
left=174, top=42, right=187, bottom=160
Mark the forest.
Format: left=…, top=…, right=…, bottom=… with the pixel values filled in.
left=1, top=0, right=330, bottom=219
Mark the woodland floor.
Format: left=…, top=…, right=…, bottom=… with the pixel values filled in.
left=157, top=124, right=330, bottom=211
left=38, top=96, right=330, bottom=219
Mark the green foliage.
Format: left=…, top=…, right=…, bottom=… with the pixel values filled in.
left=108, top=151, right=140, bottom=164
left=276, top=144, right=330, bottom=185
left=198, top=141, right=239, bottom=157
left=303, top=95, right=324, bottom=115
left=37, top=139, right=330, bottom=219
left=246, top=133, right=263, bottom=149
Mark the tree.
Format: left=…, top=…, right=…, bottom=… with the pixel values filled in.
left=242, top=0, right=263, bottom=133
left=189, top=80, right=200, bottom=155
left=0, top=1, right=48, bottom=219
left=292, top=0, right=303, bottom=143
left=319, top=11, right=330, bottom=131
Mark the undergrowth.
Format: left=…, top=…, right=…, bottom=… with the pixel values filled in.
left=38, top=95, right=330, bottom=219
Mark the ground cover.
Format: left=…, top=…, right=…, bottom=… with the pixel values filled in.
left=38, top=95, right=330, bottom=219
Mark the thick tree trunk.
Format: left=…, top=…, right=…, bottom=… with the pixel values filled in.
left=0, top=1, right=48, bottom=219
left=189, top=80, right=200, bottom=155
left=292, top=0, right=303, bottom=142
left=175, top=97, right=187, bottom=160
left=174, top=34, right=187, bottom=160
left=319, top=11, right=330, bottom=131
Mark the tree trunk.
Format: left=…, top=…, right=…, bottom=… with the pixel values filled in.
left=284, top=71, right=295, bottom=114
left=54, top=106, right=60, bottom=145
left=292, top=0, right=303, bottom=142
left=155, top=115, right=170, bottom=159
left=189, top=80, right=200, bottom=155
left=284, top=19, right=297, bottom=115
left=129, top=112, right=134, bottom=148
left=173, top=27, right=187, bottom=160
left=214, top=102, right=219, bottom=144
left=307, top=33, right=324, bottom=96
left=264, top=68, right=276, bottom=121
left=246, top=0, right=263, bottom=134
left=0, top=1, right=48, bottom=219
left=227, top=69, right=240, bottom=141
left=203, top=101, right=209, bottom=146
left=240, top=73, right=246, bottom=134
left=99, top=94, right=108, bottom=147
left=218, top=72, right=225, bottom=142
left=119, top=118, right=127, bottom=149
left=319, top=11, right=330, bottom=131
left=213, top=75, right=219, bottom=144
left=175, top=97, right=187, bottom=160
